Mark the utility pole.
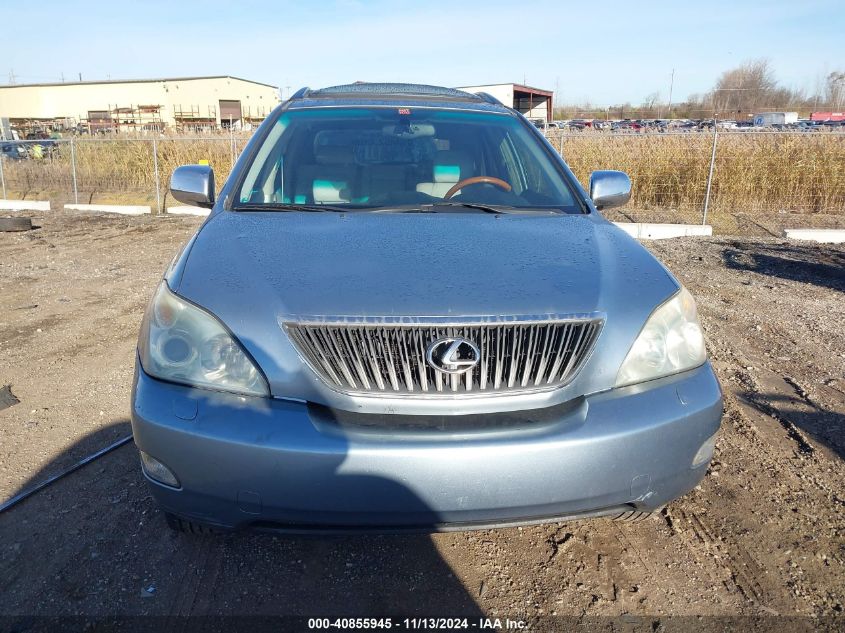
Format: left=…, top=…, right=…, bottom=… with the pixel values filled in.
left=667, top=68, right=675, bottom=117
left=8, top=69, right=16, bottom=85
left=555, top=76, right=560, bottom=117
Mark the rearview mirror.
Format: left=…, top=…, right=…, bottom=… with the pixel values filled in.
left=382, top=123, right=435, bottom=138
left=589, top=170, right=631, bottom=211
left=171, top=164, right=215, bottom=209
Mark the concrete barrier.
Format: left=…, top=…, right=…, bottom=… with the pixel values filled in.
left=64, top=204, right=151, bottom=215
left=613, top=222, right=713, bottom=240
left=166, top=206, right=210, bottom=217
left=0, top=199, right=50, bottom=212
left=783, top=228, right=845, bottom=244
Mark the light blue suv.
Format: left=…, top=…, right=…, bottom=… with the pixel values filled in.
left=131, top=84, right=722, bottom=533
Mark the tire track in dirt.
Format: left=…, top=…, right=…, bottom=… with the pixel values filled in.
left=165, top=539, right=226, bottom=622
left=665, top=505, right=771, bottom=610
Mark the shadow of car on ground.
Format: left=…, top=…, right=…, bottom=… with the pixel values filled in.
left=0, top=421, right=482, bottom=622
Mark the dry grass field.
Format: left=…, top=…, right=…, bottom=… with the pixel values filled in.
left=553, top=131, right=845, bottom=231
left=3, top=135, right=243, bottom=204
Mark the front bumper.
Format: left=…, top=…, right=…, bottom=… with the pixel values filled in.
left=130, top=362, right=723, bottom=532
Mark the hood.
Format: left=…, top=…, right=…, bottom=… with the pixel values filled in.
left=175, top=211, right=679, bottom=410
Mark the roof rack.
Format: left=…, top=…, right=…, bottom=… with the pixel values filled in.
left=304, top=83, right=485, bottom=101
left=290, top=87, right=310, bottom=100
left=474, top=92, right=503, bottom=106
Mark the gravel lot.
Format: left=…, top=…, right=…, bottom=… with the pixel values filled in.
left=0, top=211, right=843, bottom=625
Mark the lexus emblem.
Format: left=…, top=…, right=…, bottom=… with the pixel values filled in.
left=425, top=337, right=481, bottom=374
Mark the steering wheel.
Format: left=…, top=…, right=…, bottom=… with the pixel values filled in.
left=443, top=176, right=512, bottom=200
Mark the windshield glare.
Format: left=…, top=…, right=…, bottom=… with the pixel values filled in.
left=236, top=107, right=580, bottom=212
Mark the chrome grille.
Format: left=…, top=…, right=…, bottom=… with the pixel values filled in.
left=284, top=316, right=602, bottom=397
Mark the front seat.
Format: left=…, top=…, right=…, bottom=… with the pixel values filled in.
left=416, top=150, right=474, bottom=198
left=294, top=145, right=358, bottom=204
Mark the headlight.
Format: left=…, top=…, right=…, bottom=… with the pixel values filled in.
left=138, top=282, right=269, bottom=396
left=616, top=287, right=707, bottom=388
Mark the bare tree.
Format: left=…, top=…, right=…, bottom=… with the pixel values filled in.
left=709, top=59, right=777, bottom=114
left=826, top=71, right=845, bottom=109
left=642, top=92, right=660, bottom=111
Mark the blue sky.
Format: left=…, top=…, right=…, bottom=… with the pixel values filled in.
left=4, top=0, right=843, bottom=105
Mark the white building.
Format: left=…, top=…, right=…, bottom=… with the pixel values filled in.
left=0, top=76, right=280, bottom=133
left=457, top=83, right=554, bottom=122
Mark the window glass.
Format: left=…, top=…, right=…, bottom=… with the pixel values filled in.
left=236, top=108, right=579, bottom=211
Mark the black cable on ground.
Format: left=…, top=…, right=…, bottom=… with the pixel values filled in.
left=0, top=435, right=134, bottom=514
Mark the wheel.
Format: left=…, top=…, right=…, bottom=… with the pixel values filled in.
left=0, top=217, right=33, bottom=232
left=164, top=512, right=220, bottom=534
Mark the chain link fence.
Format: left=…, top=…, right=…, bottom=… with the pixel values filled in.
left=0, top=134, right=248, bottom=212
left=546, top=129, right=845, bottom=234
left=2, top=130, right=844, bottom=234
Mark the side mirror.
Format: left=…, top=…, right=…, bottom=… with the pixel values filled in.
left=170, top=164, right=215, bottom=208
left=589, top=170, right=631, bottom=211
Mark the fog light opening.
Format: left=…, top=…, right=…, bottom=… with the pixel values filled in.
left=692, top=433, right=718, bottom=469
left=139, top=451, right=180, bottom=488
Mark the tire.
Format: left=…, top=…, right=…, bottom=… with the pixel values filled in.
left=164, top=512, right=220, bottom=535
left=612, top=509, right=656, bottom=522
left=0, top=217, right=33, bottom=232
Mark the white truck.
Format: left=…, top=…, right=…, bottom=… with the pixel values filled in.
left=753, top=112, right=798, bottom=127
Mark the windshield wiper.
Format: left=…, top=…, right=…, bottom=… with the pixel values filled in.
left=233, top=203, right=351, bottom=213
left=427, top=202, right=565, bottom=215
left=428, top=201, right=507, bottom=214
left=367, top=202, right=509, bottom=214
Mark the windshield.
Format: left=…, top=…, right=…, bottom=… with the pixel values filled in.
left=235, top=107, right=581, bottom=212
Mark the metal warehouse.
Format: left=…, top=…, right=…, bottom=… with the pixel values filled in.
left=457, top=83, right=554, bottom=122
left=0, top=76, right=280, bottom=134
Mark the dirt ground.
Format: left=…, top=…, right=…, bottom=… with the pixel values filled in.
left=0, top=211, right=843, bottom=626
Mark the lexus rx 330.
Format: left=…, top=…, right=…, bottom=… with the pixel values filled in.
left=131, top=83, right=723, bottom=533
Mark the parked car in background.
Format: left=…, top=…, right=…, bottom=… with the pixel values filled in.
left=0, top=141, right=28, bottom=160
left=133, top=83, right=723, bottom=534
left=20, top=133, right=60, bottom=159
left=611, top=120, right=641, bottom=131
